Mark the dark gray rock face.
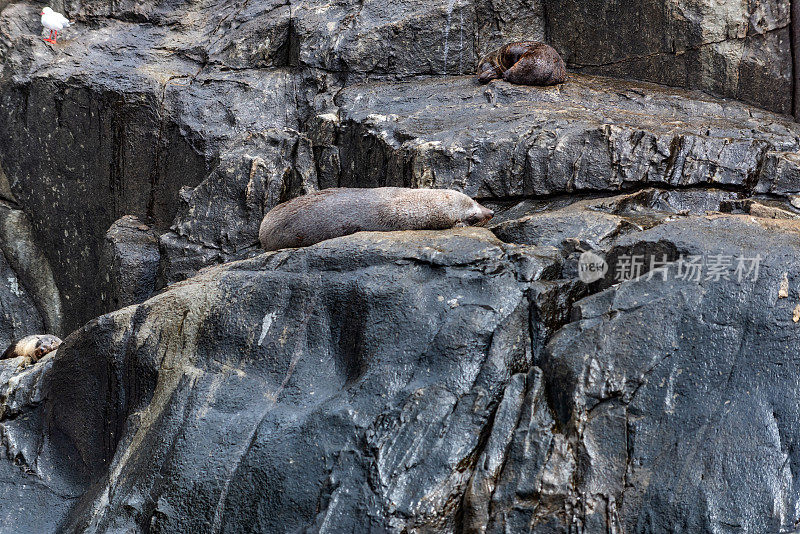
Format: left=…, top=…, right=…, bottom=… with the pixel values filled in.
left=545, top=0, right=793, bottom=115
left=8, top=206, right=800, bottom=533
left=0, top=2, right=304, bottom=329
left=0, top=354, right=82, bottom=534
left=0, top=223, right=46, bottom=348
left=2, top=0, right=800, bottom=531
left=41, top=229, right=557, bottom=532
left=485, top=191, right=800, bottom=531
left=98, top=215, right=160, bottom=312
left=326, top=75, right=800, bottom=197
left=0, top=166, right=61, bottom=345
left=542, top=215, right=800, bottom=533
left=0, top=7, right=205, bottom=331
left=3, top=0, right=799, bottom=327
left=159, top=130, right=318, bottom=286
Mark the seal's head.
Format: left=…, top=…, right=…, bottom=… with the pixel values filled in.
left=456, top=195, right=494, bottom=227
left=412, top=189, right=494, bottom=228
left=31, top=334, right=62, bottom=358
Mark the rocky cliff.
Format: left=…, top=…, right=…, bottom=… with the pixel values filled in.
left=2, top=0, right=800, bottom=532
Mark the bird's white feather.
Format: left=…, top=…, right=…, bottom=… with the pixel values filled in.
left=40, top=8, right=71, bottom=31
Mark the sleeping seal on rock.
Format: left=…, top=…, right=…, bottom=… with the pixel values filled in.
left=259, top=187, right=494, bottom=251
left=1, top=334, right=62, bottom=369
left=478, top=41, right=567, bottom=86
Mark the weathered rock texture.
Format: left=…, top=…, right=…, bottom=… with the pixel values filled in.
left=45, top=229, right=558, bottom=532
left=0, top=1, right=309, bottom=328
left=545, top=0, right=793, bottom=116
left=0, top=353, right=79, bottom=534
left=3, top=0, right=800, bottom=326
left=1, top=0, right=800, bottom=532
left=6, top=206, right=800, bottom=532
left=97, top=215, right=160, bottom=313
left=0, top=164, right=61, bottom=345
left=324, top=75, right=800, bottom=197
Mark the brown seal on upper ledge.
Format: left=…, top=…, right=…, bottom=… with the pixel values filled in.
left=259, top=187, right=494, bottom=252
left=478, top=41, right=567, bottom=86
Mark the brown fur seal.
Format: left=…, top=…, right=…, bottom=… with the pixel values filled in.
left=1, top=334, right=62, bottom=368
left=478, top=41, right=566, bottom=86
left=259, top=187, right=494, bottom=251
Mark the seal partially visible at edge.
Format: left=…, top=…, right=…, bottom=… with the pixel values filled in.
left=1, top=334, right=62, bottom=369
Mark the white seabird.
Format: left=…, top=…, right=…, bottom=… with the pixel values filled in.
left=40, top=7, right=72, bottom=44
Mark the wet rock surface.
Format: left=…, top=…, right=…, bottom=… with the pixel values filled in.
left=0, top=1, right=305, bottom=328
left=327, top=75, right=800, bottom=197
left=543, top=214, right=800, bottom=533
left=545, top=0, right=793, bottom=116
left=1, top=0, right=800, bottom=532
left=7, top=207, right=800, bottom=533
left=0, top=353, right=80, bottom=534
left=3, top=0, right=800, bottom=324
left=0, top=165, right=61, bottom=344
left=98, top=215, right=160, bottom=313
left=45, top=229, right=552, bottom=532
